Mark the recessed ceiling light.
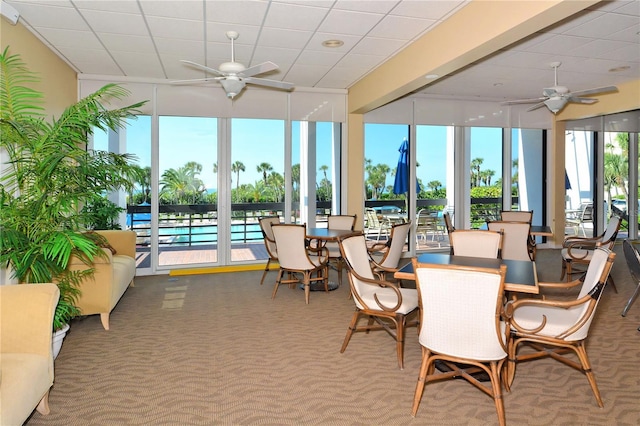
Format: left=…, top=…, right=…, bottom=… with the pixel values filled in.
left=322, top=39, right=344, bottom=48
left=425, top=74, right=439, bottom=79
left=609, top=65, right=630, bottom=72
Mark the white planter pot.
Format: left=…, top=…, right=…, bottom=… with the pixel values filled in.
left=52, top=323, right=70, bottom=359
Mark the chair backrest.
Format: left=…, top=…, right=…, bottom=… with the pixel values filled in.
left=377, top=221, right=412, bottom=268
left=416, top=209, right=433, bottom=225
left=623, top=239, right=640, bottom=283
left=365, top=208, right=381, bottom=228
left=340, top=234, right=385, bottom=311
left=328, top=214, right=356, bottom=231
left=487, top=221, right=531, bottom=261
left=443, top=211, right=455, bottom=233
left=568, top=247, right=616, bottom=340
left=448, top=229, right=502, bottom=258
left=271, top=224, right=313, bottom=270
left=500, top=210, right=533, bottom=223
left=414, top=261, right=507, bottom=360
left=580, top=203, right=594, bottom=221
left=259, top=216, right=280, bottom=259
left=598, top=216, right=621, bottom=247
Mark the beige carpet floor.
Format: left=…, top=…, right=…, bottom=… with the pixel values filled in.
left=26, top=246, right=640, bottom=425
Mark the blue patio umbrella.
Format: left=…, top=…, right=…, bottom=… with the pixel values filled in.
left=565, top=172, right=572, bottom=190
left=393, top=138, right=420, bottom=195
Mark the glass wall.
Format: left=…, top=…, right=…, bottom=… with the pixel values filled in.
left=469, top=127, right=503, bottom=228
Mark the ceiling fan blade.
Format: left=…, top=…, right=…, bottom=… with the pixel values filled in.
left=180, top=60, right=225, bottom=77
left=240, top=61, right=279, bottom=78
left=170, top=77, right=223, bottom=84
left=245, top=77, right=294, bottom=90
left=501, top=97, right=545, bottom=106
left=570, top=85, right=618, bottom=97
left=566, top=96, right=598, bottom=104
left=526, top=102, right=547, bottom=112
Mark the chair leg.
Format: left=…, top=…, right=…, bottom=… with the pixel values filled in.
left=621, top=281, right=640, bottom=316
left=411, top=347, right=431, bottom=417
left=340, top=311, right=361, bottom=353
left=395, top=316, right=406, bottom=370
left=36, top=390, right=51, bottom=415
left=574, top=341, right=603, bottom=407
left=489, top=361, right=506, bottom=426
left=303, top=272, right=311, bottom=304
left=271, top=269, right=284, bottom=299
left=260, top=259, right=271, bottom=285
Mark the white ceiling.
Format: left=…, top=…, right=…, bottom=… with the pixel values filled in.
left=4, top=0, right=640, bottom=105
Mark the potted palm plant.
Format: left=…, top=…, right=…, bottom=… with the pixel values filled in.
left=0, top=46, right=146, bottom=345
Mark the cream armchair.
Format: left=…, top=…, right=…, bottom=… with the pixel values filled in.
left=0, top=283, right=59, bottom=425
left=68, top=230, right=137, bottom=330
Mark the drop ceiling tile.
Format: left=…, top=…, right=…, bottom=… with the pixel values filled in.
left=11, top=3, right=87, bottom=30
left=139, top=1, right=203, bottom=20
left=80, top=9, right=148, bottom=36
left=112, top=51, right=166, bottom=79
left=263, top=2, right=328, bottom=31
left=526, top=34, right=596, bottom=55
left=295, top=49, right=343, bottom=67
left=146, top=16, right=203, bottom=40
left=204, top=0, right=268, bottom=26
left=251, top=46, right=300, bottom=64
left=60, top=47, right=118, bottom=69
left=564, top=12, right=639, bottom=39
left=571, top=39, right=638, bottom=60
left=97, top=32, right=155, bottom=53
left=317, top=9, right=383, bottom=36
left=390, top=0, right=466, bottom=20
left=35, top=27, right=102, bottom=49
left=544, top=10, right=603, bottom=35
left=607, top=23, right=640, bottom=43
left=154, top=37, right=205, bottom=58
left=600, top=43, right=640, bottom=63
left=351, top=36, right=405, bottom=56
left=258, top=27, right=313, bottom=49
left=305, top=32, right=363, bottom=52
left=336, top=53, right=384, bottom=69
left=71, top=59, right=123, bottom=76
left=285, top=63, right=331, bottom=87
left=368, top=15, right=436, bottom=40
left=206, top=41, right=253, bottom=63
left=73, top=0, right=140, bottom=14
left=272, top=0, right=333, bottom=8
left=333, top=0, right=396, bottom=14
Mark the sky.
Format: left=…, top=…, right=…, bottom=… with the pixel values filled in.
left=94, top=117, right=507, bottom=192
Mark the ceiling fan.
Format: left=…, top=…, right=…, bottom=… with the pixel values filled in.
left=501, top=62, right=618, bottom=114
left=175, top=31, right=294, bottom=99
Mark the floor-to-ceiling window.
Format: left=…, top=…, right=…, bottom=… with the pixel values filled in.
left=469, top=127, right=503, bottom=228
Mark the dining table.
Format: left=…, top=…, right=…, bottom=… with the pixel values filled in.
left=529, top=225, right=553, bottom=237
left=304, top=227, right=362, bottom=291
left=394, top=252, right=539, bottom=295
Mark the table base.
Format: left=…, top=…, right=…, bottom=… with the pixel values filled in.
left=299, top=281, right=339, bottom=292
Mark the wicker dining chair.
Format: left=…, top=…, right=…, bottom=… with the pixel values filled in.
left=499, top=210, right=537, bottom=259
left=448, top=229, right=502, bottom=259
left=271, top=224, right=329, bottom=304
left=560, top=215, right=620, bottom=292
left=258, top=216, right=280, bottom=285
left=487, top=221, right=532, bottom=261
left=412, top=260, right=508, bottom=425
left=367, top=221, right=412, bottom=281
left=339, top=234, right=419, bottom=370
left=505, top=247, right=616, bottom=408
left=325, top=214, right=356, bottom=287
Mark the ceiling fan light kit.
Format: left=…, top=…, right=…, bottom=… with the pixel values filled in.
left=175, top=31, right=294, bottom=100
left=501, top=61, right=618, bottom=114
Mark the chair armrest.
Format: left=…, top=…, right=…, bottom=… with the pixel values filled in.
left=562, top=236, right=599, bottom=249
left=538, top=278, right=583, bottom=290
left=347, top=267, right=402, bottom=312
left=367, top=241, right=389, bottom=253
left=306, top=245, right=329, bottom=263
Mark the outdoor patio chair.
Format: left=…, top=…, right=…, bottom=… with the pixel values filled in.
left=443, top=211, right=455, bottom=234
left=339, top=234, right=419, bottom=369
left=415, top=209, right=444, bottom=248
left=367, top=221, right=412, bottom=281
left=621, top=239, right=640, bottom=320
left=505, top=247, right=616, bottom=408
left=449, top=229, right=502, bottom=259
left=560, top=215, right=620, bottom=292
left=364, top=208, right=391, bottom=241
left=566, top=203, right=593, bottom=237
left=271, top=224, right=329, bottom=304
left=487, top=221, right=532, bottom=261
left=259, top=216, right=280, bottom=285
left=411, top=260, right=508, bottom=425
left=325, top=214, right=357, bottom=287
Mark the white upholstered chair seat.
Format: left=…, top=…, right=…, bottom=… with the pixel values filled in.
left=356, top=286, right=418, bottom=315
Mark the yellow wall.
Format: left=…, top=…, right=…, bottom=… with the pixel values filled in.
left=1, top=20, right=77, bottom=117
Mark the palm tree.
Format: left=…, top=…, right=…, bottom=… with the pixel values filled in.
left=231, top=160, right=245, bottom=190
left=257, top=162, right=273, bottom=186
left=470, top=157, right=484, bottom=187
